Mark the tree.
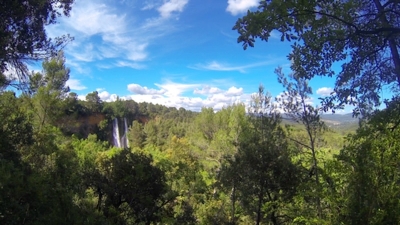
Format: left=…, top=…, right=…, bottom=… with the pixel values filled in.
left=0, top=91, right=33, bottom=164
left=64, top=92, right=83, bottom=116
left=276, top=68, right=327, bottom=222
left=338, top=97, right=400, bottom=224
left=27, top=51, right=70, bottom=129
left=164, top=136, right=206, bottom=224
left=40, top=51, right=70, bottom=96
left=234, top=0, right=400, bottom=115
left=221, top=88, right=300, bottom=225
left=93, top=148, right=170, bottom=224
left=85, top=91, right=102, bottom=113
left=129, top=120, right=146, bottom=149
left=0, top=91, right=92, bottom=224
left=0, top=0, right=74, bottom=88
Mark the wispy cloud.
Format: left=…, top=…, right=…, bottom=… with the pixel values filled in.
left=66, top=59, right=91, bottom=76
left=190, top=60, right=278, bottom=73
left=65, top=3, right=126, bottom=36
left=226, top=0, right=258, bottom=16
left=141, top=0, right=158, bottom=10
left=47, top=0, right=189, bottom=73
left=115, top=61, right=146, bottom=69
left=158, top=0, right=189, bottom=18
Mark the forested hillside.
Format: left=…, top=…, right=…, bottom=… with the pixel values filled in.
left=1, top=51, right=400, bottom=224
left=1, top=0, right=400, bottom=224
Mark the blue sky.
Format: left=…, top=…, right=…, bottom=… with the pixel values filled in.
left=44, top=0, right=341, bottom=112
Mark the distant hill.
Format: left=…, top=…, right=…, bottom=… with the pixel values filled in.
left=320, top=113, right=358, bottom=125
left=320, top=113, right=359, bottom=132
left=281, top=113, right=359, bottom=133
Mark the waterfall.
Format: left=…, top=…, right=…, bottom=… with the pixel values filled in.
left=112, top=118, right=121, bottom=148
left=113, top=117, right=130, bottom=148
left=123, top=117, right=130, bottom=148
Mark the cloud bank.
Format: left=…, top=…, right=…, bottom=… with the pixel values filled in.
left=92, top=81, right=250, bottom=111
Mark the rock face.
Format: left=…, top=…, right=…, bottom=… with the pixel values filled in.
left=57, top=112, right=145, bottom=146
left=58, top=113, right=106, bottom=138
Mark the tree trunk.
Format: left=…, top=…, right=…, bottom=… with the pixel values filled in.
left=373, top=0, right=400, bottom=88
left=231, top=185, right=236, bottom=224
left=256, top=185, right=264, bottom=225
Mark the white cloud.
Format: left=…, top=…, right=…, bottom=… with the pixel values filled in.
left=66, top=79, right=87, bottom=90
left=47, top=1, right=146, bottom=66
left=316, top=87, right=334, bottom=97
left=66, top=59, right=91, bottom=75
left=77, top=95, right=86, bottom=101
left=158, top=0, right=189, bottom=18
left=97, top=90, right=129, bottom=102
left=3, top=65, right=19, bottom=80
left=226, top=0, right=258, bottom=15
left=47, top=0, right=187, bottom=73
left=194, top=86, right=222, bottom=95
left=115, top=61, right=146, bottom=69
left=67, top=43, right=99, bottom=62
left=98, top=91, right=110, bottom=100
left=66, top=3, right=125, bottom=36
left=190, top=60, right=279, bottom=73
left=155, top=80, right=199, bottom=97
left=191, top=61, right=245, bottom=73
left=109, top=94, right=119, bottom=102
left=209, top=93, right=231, bottom=104
left=125, top=44, right=148, bottom=62
left=79, top=81, right=251, bottom=111
left=142, top=0, right=158, bottom=10
left=226, top=86, right=243, bottom=96
left=126, top=92, right=244, bottom=111
left=127, top=83, right=166, bottom=95
left=270, top=30, right=280, bottom=39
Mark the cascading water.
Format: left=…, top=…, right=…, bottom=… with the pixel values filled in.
left=112, top=117, right=130, bottom=148
left=112, top=118, right=121, bottom=148
left=122, top=117, right=130, bottom=148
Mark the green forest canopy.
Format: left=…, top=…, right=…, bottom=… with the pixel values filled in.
left=1, top=0, right=400, bottom=224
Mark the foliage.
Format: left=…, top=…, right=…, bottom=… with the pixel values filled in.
left=93, top=148, right=170, bottom=224
left=128, top=120, right=146, bottom=149
left=276, top=68, right=328, bottom=222
left=4, top=46, right=400, bottom=224
left=85, top=91, right=103, bottom=113
left=221, top=88, right=301, bottom=225
left=338, top=97, right=400, bottom=224
left=234, top=0, right=400, bottom=115
left=23, top=51, right=71, bottom=130
left=0, top=0, right=74, bottom=88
